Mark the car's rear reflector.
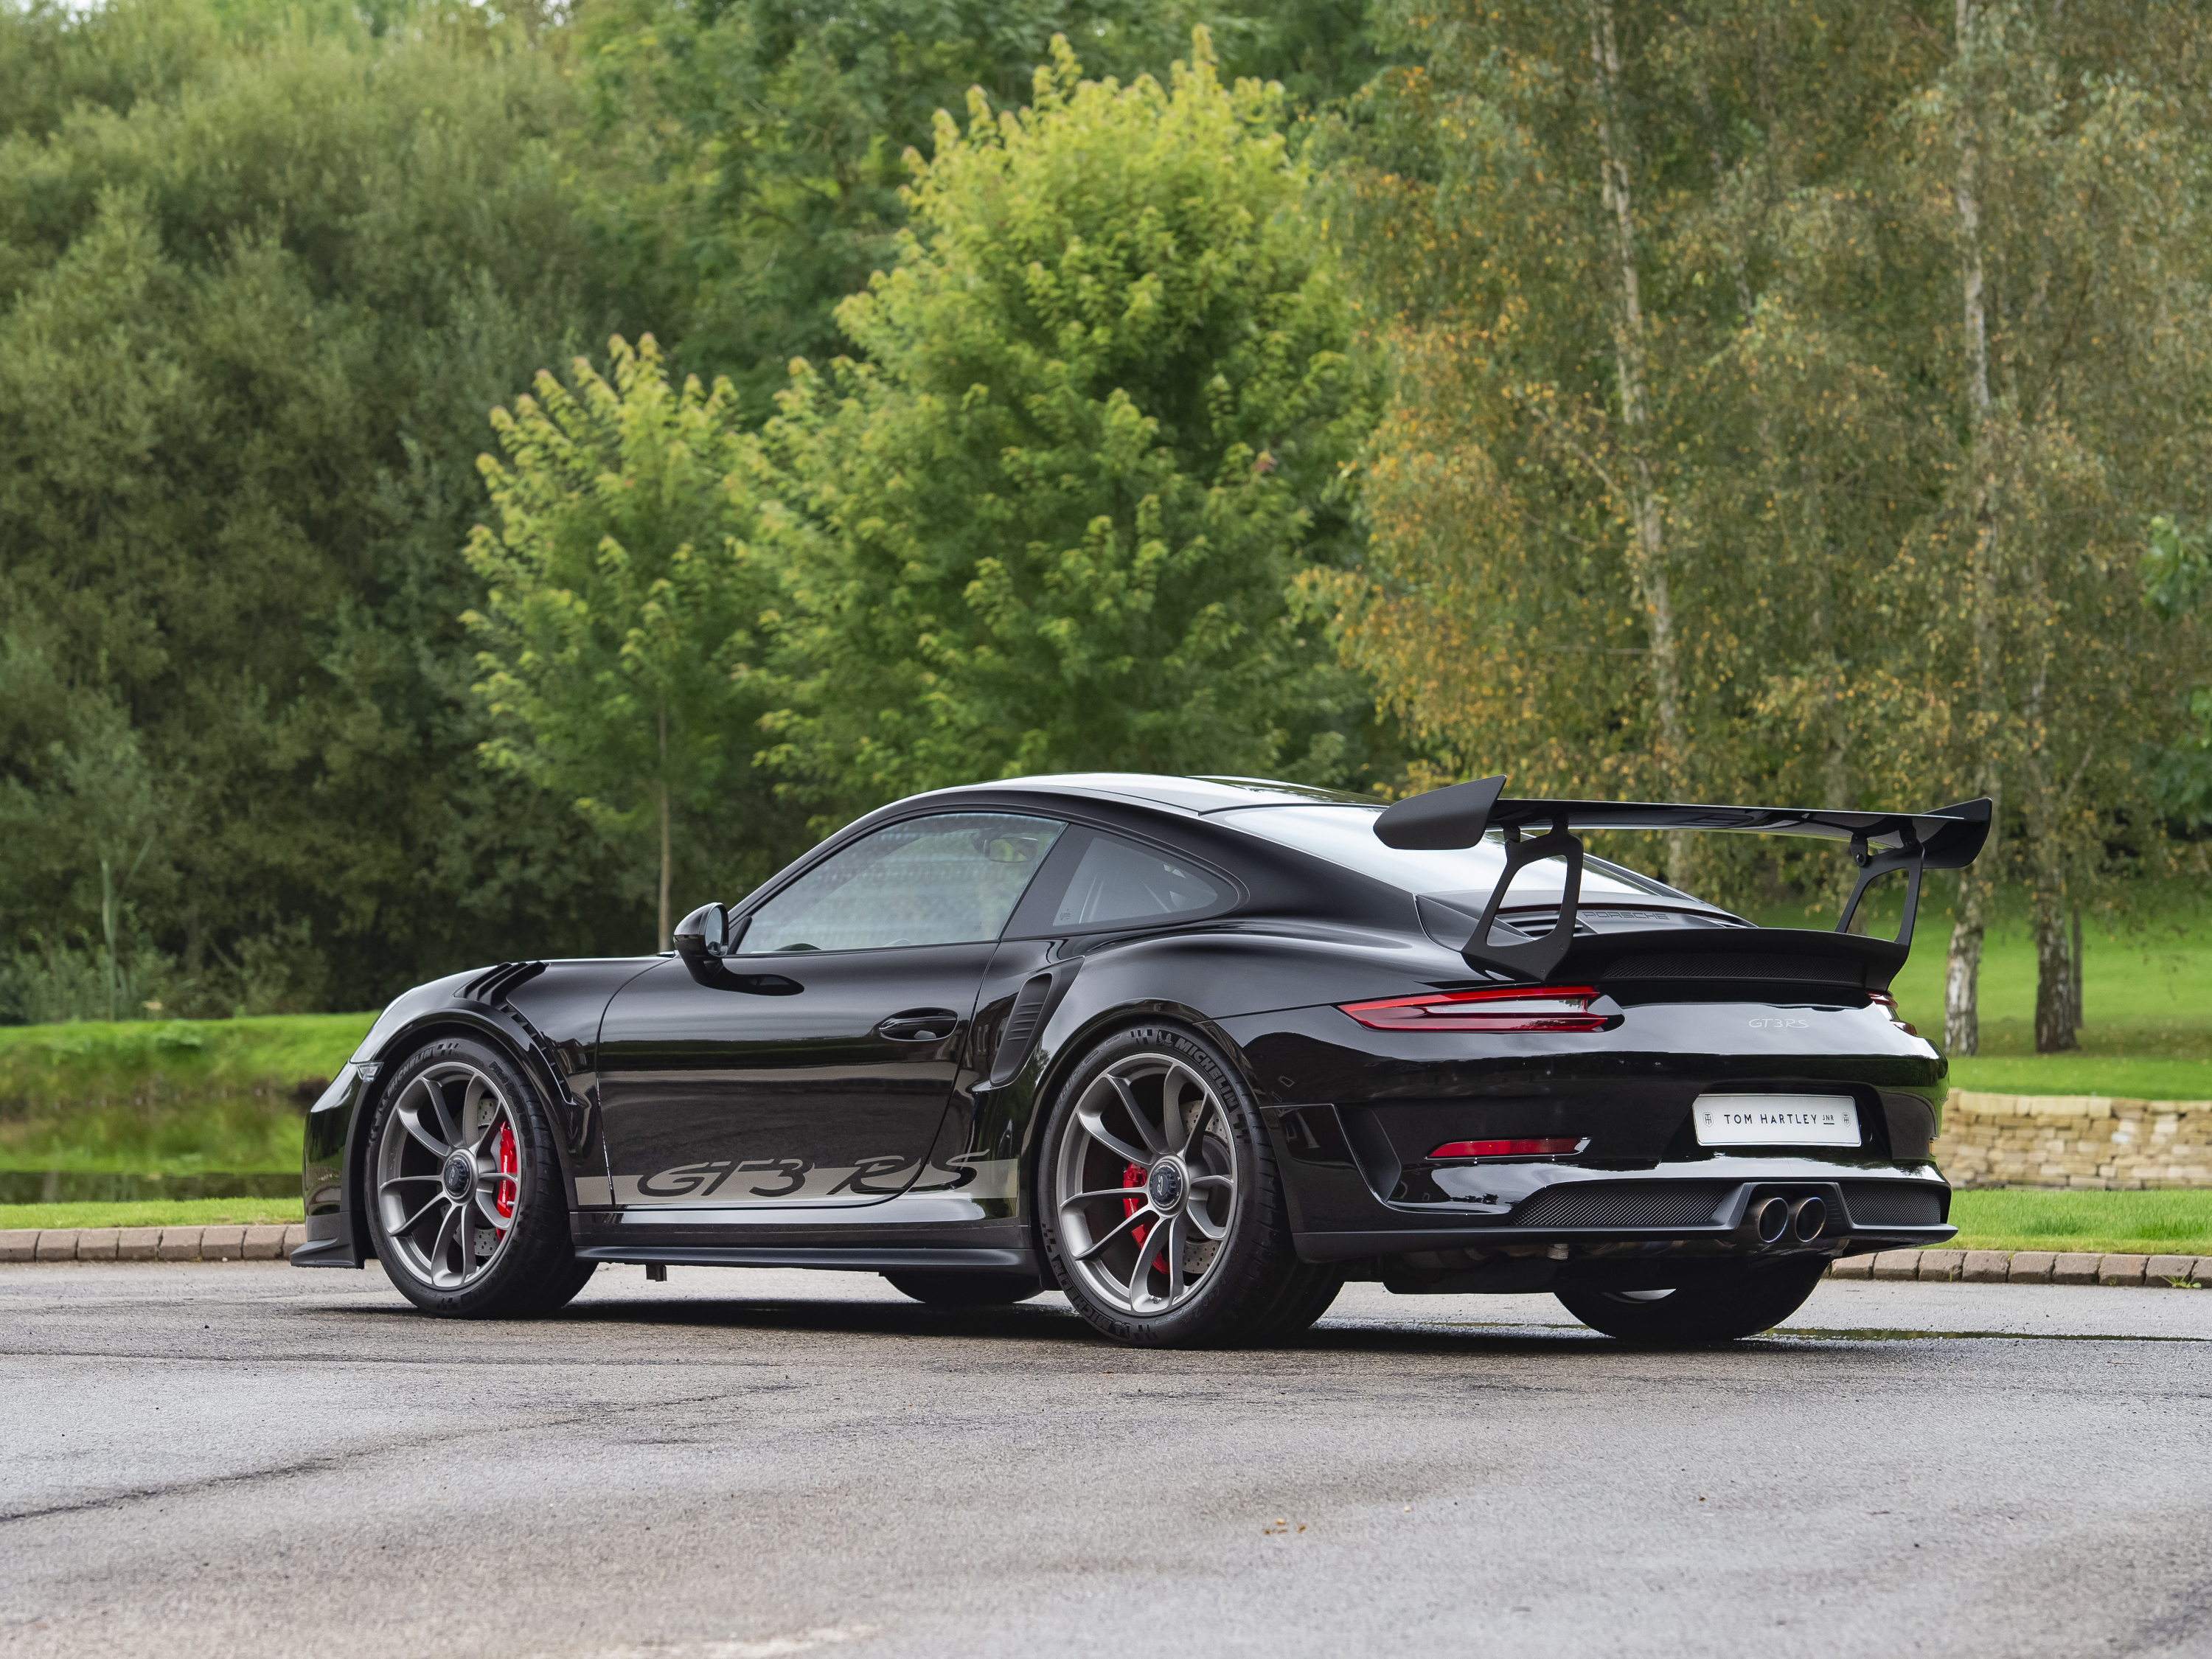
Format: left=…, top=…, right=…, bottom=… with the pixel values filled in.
left=1337, top=986, right=1605, bottom=1032
left=1428, top=1136, right=1588, bottom=1161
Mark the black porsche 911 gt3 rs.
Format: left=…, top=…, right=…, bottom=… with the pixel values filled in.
left=297, top=772, right=1989, bottom=1346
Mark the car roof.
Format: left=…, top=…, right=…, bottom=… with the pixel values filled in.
left=925, top=773, right=1379, bottom=816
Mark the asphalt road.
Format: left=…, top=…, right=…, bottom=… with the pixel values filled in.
left=3, top=1262, right=2208, bottom=1659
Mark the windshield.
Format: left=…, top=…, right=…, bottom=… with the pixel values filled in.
left=1213, top=804, right=1696, bottom=907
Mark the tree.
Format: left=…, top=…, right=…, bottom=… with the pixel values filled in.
left=571, top=0, right=1396, bottom=407
left=465, top=335, right=787, bottom=945
left=0, top=626, right=175, bottom=1020
left=1899, top=0, right=2212, bottom=1052
left=0, top=0, right=653, bottom=1011
left=752, top=32, right=1377, bottom=825
left=1314, top=0, right=2212, bottom=1039
left=1307, top=1, right=1941, bottom=892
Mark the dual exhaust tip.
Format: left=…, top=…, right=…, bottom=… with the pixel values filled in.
left=1748, top=1194, right=1826, bottom=1245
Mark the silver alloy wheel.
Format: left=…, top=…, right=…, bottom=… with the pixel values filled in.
left=1054, top=1052, right=1241, bottom=1317
left=374, top=1061, right=524, bottom=1291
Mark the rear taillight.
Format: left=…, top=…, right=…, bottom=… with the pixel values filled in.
left=1868, top=992, right=1917, bottom=1034
left=1429, top=1136, right=1588, bottom=1161
left=1336, top=986, right=1605, bottom=1032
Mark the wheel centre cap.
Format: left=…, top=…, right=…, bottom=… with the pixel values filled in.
left=441, top=1150, right=474, bottom=1198
left=1146, top=1158, right=1186, bottom=1211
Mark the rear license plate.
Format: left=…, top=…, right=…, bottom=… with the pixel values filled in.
left=1693, top=1093, right=1861, bottom=1147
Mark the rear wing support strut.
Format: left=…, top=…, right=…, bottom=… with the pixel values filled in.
left=1836, top=830, right=1923, bottom=948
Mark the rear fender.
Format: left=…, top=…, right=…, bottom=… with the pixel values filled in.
left=995, top=936, right=1319, bottom=1229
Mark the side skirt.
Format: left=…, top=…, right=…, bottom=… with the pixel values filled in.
left=572, top=1243, right=1037, bottom=1275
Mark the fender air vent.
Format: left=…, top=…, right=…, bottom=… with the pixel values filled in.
left=459, top=961, right=546, bottom=1006
left=990, top=973, right=1054, bottom=1085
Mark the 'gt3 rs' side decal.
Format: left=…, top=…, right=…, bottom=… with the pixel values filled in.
left=612, top=1155, right=918, bottom=1206
left=583, top=1153, right=1020, bottom=1211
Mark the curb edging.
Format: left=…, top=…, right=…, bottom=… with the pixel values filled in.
left=1, top=1229, right=2204, bottom=1288
left=1829, top=1248, right=2205, bottom=1287
left=1, top=1224, right=305, bottom=1263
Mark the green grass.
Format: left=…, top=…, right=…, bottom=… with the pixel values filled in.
left=1940, top=1188, right=2212, bottom=1257
left=0, top=1012, right=378, bottom=1107
left=1756, top=883, right=2211, bottom=1098
left=1947, top=1054, right=2212, bottom=1100
left=0, top=1012, right=374, bottom=1173
left=0, top=1197, right=304, bottom=1230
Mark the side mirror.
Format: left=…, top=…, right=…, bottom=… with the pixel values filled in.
left=672, top=902, right=748, bottom=984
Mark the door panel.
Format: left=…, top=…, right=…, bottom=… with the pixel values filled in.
left=597, top=947, right=998, bottom=1212
left=597, top=810, right=1065, bottom=1218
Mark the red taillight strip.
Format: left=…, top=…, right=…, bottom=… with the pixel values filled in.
left=1429, top=1135, right=1589, bottom=1161
left=1336, top=985, right=1607, bottom=1033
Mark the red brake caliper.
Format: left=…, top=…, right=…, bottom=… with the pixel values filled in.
left=494, top=1121, right=518, bottom=1237
left=1122, top=1162, right=1150, bottom=1251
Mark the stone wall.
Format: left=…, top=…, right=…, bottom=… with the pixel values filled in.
left=1933, top=1091, right=2212, bottom=1189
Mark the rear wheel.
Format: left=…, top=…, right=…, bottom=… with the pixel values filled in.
left=1554, top=1258, right=1827, bottom=1344
left=1037, top=1024, right=1318, bottom=1348
left=364, top=1036, right=595, bottom=1318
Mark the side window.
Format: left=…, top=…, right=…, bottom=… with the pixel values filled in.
left=739, top=814, right=1064, bottom=953
left=1050, top=833, right=1222, bottom=930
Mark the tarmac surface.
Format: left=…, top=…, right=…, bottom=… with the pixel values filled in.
left=2, top=1262, right=2208, bottom=1659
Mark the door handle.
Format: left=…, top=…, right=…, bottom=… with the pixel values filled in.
left=876, top=1008, right=962, bottom=1043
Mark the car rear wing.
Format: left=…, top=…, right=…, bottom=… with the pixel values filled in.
left=1374, top=776, right=1992, bottom=988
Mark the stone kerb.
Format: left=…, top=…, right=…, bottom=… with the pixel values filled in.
left=1934, top=1091, right=2212, bottom=1189
left=0, top=1224, right=306, bottom=1262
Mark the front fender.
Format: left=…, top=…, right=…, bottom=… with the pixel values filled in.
left=294, top=958, right=652, bottom=1267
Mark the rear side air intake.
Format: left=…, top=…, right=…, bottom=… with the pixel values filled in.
left=989, top=973, right=1054, bottom=1085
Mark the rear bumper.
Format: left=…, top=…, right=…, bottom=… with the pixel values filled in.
left=1287, top=1153, right=1952, bottom=1269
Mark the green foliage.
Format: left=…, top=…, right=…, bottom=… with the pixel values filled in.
left=1312, top=0, right=2212, bottom=953
left=755, top=34, right=1380, bottom=823
left=570, top=0, right=1393, bottom=407
left=465, top=335, right=795, bottom=939
left=2145, top=516, right=2212, bottom=623
left=0, top=0, right=647, bottom=1011
left=2143, top=515, right=2212, bottom=828
left=4, top=0, right=2201, bottom=1023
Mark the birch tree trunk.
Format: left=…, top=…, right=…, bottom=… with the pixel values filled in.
left=2022, top=590, right=2077, bottom=1051
left=1587, top=0, right=1692, bottom=883
left=1943, top=0, right=2002, bottom=1056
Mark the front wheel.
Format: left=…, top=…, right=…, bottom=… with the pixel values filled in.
left=1037, top=1024, right=1337, bottom=1348
left=1554, top=1258, right=1828, bottom=1345
left=364, top=1036, right=595, bottom=1318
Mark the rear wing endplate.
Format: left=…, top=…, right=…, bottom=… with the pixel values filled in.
left=1374, top=777, right=1992, bottom=984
